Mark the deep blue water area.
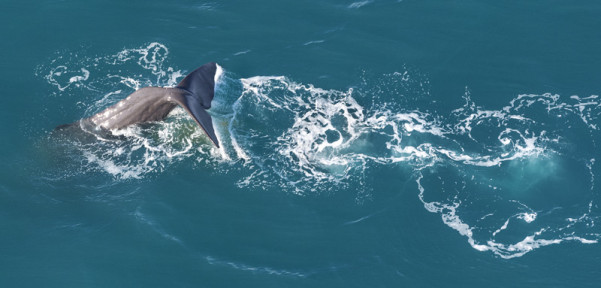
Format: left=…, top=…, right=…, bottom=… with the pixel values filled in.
left=2, top=1, right=601, bottom=287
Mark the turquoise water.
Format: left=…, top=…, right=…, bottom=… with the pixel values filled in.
left=2, top=0, right=601, bottom=286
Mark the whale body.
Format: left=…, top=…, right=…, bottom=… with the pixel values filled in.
left=57, top=62, right=220, bottom=147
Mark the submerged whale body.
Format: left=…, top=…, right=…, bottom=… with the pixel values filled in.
left=56, top=62, right=220, bottom=147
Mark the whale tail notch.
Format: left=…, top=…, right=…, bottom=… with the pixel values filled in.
left=174, top=62, right=220, bottom=148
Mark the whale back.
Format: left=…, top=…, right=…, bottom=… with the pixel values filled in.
left=88, top=87, right=176, bottom=130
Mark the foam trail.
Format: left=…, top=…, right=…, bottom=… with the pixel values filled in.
left=230, top=73, right=601, bottom=258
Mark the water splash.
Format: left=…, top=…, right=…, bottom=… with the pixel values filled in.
left=229, top=72, right=601, bottom=258
left=38, top=43, right=601, bottom=258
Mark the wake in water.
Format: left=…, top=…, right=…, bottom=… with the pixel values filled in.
left=37, top=43, right=601, bottom=258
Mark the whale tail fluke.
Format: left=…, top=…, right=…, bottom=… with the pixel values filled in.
left=177, top=62, right=217, bottom=109
left=173, top=62, right=220, bottom=147
left=56, top=62, right=221, bottom=148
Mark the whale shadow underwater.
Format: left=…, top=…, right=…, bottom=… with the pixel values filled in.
left=54, top=62, right=221, bottom=147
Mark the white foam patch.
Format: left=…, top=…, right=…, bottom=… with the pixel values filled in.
left=166, top=68, right=184, bottom=87
left=82, top=149, right=148, bottom=179
left=303, top=40, right=325, bottom=46
left=416, top=174, right=598, bottom=259
left=233, top=50, right=251, bottom=56
left=348, top=0, right=373, bottom=9
left=69, top=68, right=89, bottom=83
left=116, top=42, right=168, bottom=73
left=205, top=256, right=307, bottom=277
left=107, top=75, right=141, bottom=90
left=46, top=66, right=90, bottom=91
left=214, top=63, right=224, bottom=84
left=518, top=212, right=537, bottom=223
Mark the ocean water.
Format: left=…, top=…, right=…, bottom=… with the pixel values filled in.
left=2, top=0, right=601, bottom=287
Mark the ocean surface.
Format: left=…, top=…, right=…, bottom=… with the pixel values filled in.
left=2, top=1, right=601, bottom=287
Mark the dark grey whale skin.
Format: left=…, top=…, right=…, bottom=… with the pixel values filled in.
left=56, top=62, right=220, bottom=147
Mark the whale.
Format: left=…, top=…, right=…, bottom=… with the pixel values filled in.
left=56, top=62, right=220, bottom=147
